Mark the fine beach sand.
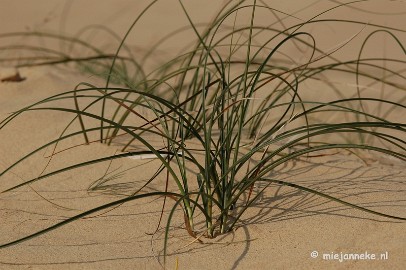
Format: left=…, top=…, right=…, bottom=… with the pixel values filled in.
left=0, top=1, right=405, bottom=269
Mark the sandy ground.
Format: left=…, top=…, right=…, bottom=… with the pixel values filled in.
left=0, top=1, right=405, bottom=269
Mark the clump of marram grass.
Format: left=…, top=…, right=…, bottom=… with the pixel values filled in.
left=0, top=0, right=405, bottom=264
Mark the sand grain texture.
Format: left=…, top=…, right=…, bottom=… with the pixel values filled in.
left=0, top=1, right=405, bottom=269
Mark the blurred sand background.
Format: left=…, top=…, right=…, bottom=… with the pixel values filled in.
left=0, top=1, right=405, bottom=269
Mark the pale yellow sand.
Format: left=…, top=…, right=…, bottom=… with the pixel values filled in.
left=0, top=1, right=405, bottom=269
